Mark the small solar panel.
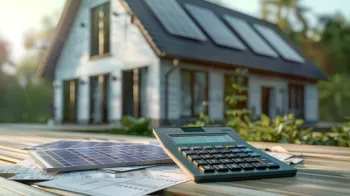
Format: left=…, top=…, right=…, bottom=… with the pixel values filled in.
left=223, top=15, right=279, bottom=58
left=254, top=24, right=305, bottom=63
left=184, top=4, right=246, bottom=50
left=145, top=0, right=206, bottom=41
left=28, top=141, right=172, bottom=172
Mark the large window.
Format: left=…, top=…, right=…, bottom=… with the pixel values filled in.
left=90, top=2, right=110, bottom=57
left=288, top=83, right=304, bottom=118
left=181, top=70, right=208, bottom=117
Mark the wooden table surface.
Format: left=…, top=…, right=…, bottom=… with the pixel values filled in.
left=0, top=129, right=350, bottom=196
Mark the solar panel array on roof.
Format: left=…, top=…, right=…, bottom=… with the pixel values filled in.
left=184, top=4, right=246, bottom=50
left=254, top=24, right=305, bottom=63
left=145, top=0, right=206, bottom=41
left=223, top=15, right=279, bottom=58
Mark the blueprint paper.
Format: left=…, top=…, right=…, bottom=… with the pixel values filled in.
left=0, top=159, right=114, bottom=181
left=36, top=165, right=190, bottom=196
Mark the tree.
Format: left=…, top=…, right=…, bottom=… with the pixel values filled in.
left=260, top=0, right=310, bottom=38
left=319, top=74, right=350, bottom=121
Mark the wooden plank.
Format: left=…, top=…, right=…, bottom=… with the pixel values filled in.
left=0, top=177, right=56, bottom=196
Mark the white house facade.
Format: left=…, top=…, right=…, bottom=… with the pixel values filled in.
left=39, top=0, right=325, bottom=126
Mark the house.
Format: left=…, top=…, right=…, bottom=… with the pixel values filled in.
left=38, top=0, right=327, bottom=126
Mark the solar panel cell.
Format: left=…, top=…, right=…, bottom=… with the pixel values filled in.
left=254, top=24, right=304, bottom=63
left=145, top=0, right=206, bottom=41
left=184, top=4, right=246, bottom=50
left=223, top=15, right=279, bottom=58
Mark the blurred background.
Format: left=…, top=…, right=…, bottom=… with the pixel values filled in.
left=0, top=0, right=350, bottom=145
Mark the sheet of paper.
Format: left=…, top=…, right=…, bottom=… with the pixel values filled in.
left=36, top=165, right=190, bottom=196
left=0, top=159, right=115, bottom=181
left=265, top=152, right=293, bottom=161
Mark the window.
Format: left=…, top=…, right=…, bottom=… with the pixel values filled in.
left=181, top=70, right=208, bottom=117
left=90, top=2, right=110, bottom=57
left=288, top=84, right=304, bottom=118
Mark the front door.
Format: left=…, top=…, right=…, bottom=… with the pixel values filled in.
left=261, top=87, right=271, bottom=117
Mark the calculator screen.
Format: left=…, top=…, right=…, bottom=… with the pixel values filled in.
left=171, top=134, right=235, bottom=145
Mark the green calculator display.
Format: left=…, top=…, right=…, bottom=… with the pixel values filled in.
left=153, top=127, right=297, bottom=183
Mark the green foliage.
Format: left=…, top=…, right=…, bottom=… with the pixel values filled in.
left=319, top=74, right=350, bottom=121
left=185, top=76, right=350, bottom=147
left=107, top=116, right=152, bottom=137
left=0, top=77, right=53, bottom=123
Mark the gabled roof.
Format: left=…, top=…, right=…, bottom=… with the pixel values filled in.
left=124, top=0, right=326, bottom=81
left=37, top=0, right=81, bottom=79
left=39, top=0, right=327, bottom=81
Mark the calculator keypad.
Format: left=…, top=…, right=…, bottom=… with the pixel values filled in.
left=181, top=145, right=280, bottom=173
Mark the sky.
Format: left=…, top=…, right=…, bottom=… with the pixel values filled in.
left=0, top=0, right=349, bottom=63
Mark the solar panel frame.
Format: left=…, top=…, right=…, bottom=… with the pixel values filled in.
left=145, top=0, right=207, bottom=41
left=223, top=15, right=279, bottom=58
left=184, top=4, right=246, bottom=50
left=29, top=142, right=172, bottom=172
left=254, top=24, right=305, bottom=63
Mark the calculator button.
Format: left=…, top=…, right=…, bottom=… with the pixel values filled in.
left=196, top=150, right=208, bottom=155
left=239, top=163, right=254, bottom=170
left=231, top=149, right=242, bottom=153
left=213, top=154, right=226, bottom=159
left=221, top=149, right=232, bottom=154
left=203, top=146, right=214, bottom=150
left=236, top=153, right=249, bottom=158
left=215, top=145, right=225, bottom=149
left=225, top=145, right=236, bottom=149
left=188, top=155, right=201, bottom=161
left=194, top=159, right=207, bottom=166
left=213, top=164, right=229, bottom=172
left=201, top=154, right=214, bottom=159
left=199, top=165, right=215, bottom=173
left=208, top=150, right=220, bottom=154
left=242, top=148, right=253, bottom=153
left=219, top=159, right=233, bottom=164
left=226, top=164, right=241, bottom=171
left=232, top=158, right=246, bottom=163
left=225, top=153, right=238, bottom=158
left=183, top=150, right=196, bottom=156
left=244, top=158, right=259, bottom=163
left=207, top=159, right=221, bottom=165
left=265, top=162, right=280, bottom=168
left=236, top=144, right=246, bottom=148
left=256, top=158, right=280, bottom=168
left=252, top=162, right=267, bottom=169
left=248, top=152, right=261, bottom=157
left=178, top=147, right=190, bottom=151
left=191, top=146, right=202, bottom=150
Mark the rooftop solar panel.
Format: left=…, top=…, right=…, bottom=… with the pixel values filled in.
left=254, top=24, right=305, bottom=63
left=184, top=4, right=246, bottom=50
left=29, top=141, right=172, bottom=172
left=223, top=15, right=279, bottom=58
left=145, top=0, right=206, bottom=41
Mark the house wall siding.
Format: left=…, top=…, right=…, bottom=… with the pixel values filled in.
left=54, top=0, right=159, bottom=123
left=304, top=84, right=319, bottom=122
left=248, top=74, right=288, bottom=119
left=248, top=74, right=319, bottom=121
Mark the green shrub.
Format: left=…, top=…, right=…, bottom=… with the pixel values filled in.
left=107, top=116, right=153, bottom=137
left=184, top=70, right=350, bottom=147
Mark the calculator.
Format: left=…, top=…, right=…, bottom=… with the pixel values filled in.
left=153, top=126, right=297, bottom=182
